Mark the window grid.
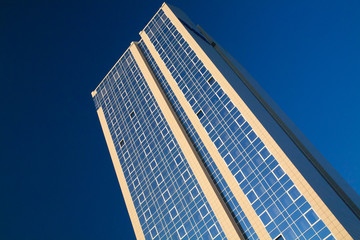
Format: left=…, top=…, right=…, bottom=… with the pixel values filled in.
left=93, top=50, right=226, bottom=240
left=139, top=40, right=258, bottom=240
left=143, top=10, right=335, bottom=240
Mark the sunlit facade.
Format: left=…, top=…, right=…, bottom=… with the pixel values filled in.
left=92, top=3, right=360, bottom=239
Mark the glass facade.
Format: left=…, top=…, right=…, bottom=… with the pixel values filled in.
left=93, top=50, right=226, bottom=239
left=139, top=40, right=258, bottom=240
left=141, top=9, right=334, bottom=240
left=92, top=3, right=359, bottom=240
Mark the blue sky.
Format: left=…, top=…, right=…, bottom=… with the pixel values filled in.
left=1, top=0, right=359, bottom=239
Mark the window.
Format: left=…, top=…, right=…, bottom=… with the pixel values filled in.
left=144, top=93, right=150, bottom=101
left=125, top=100, right=131, bottom=109
left=135, top=74, right=141, bottom=82
left=209, top=225, right=219, bottom=238
left=133, top=177, right=139, bottom=187
left=205, top=122, right=213, bottom=133
left=260, top=211, right=271, bottom=226
left=115, top=129, right=121, bottom=136
left=170, top=206, right=178, bottom=219
left=207, top=76, right=215, bottom=85
left=128, top=164, right=134, bottom=175
left=119, top=139, right=125, bottom=147
left=305, top=209, right=319, bottom=225
left=273, top=165, right=285, bottom=179
left=111, top=117, right=117, bottom=125
left=150, top=159, right=157, bottom=170
left=247, top=190, right=257, bottom=203
left=150, top=226, right=158, bottom=238
left=156, top=174, right=163, bottom=184
left=182, top=170, right=190, bottom=181
left=190, top=186, right=199, bottom=199
left=155, top=116, right=162, bottom=124
left=196, top=110, right=204, bottom=119
left=168, top=140, right=175, bottom=150
left=101, top=88, right=107, bottom=96
left=150, top=104, right=156, bottom=113
left=177, top=226, right=186, bottom=239
left=189, top=97, right=196, bottom=106
left=174, top=155, right=182, bottom=166
left=138, top=193, right=145, bottom=203
left=144, top=146, right=151, bottom=156
left=288, top=186, right=301, bottom=200
left=247, top=130, right=257, bottom=142
left=199, top=204, right=208, bottom=217
left=139, top=134, right=145, bottom=143
left=130, top=111, right=135, bottom=118
left=144, top=209, right=151, bottom=220
left=214, top=138, right=223, bottom=149
left=162, top=189, right=170, bottom=201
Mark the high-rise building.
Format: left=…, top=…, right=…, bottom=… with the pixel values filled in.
left=91, top=3, right=360, bottom=240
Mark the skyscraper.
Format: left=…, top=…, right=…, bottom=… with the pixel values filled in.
left=91, top=3, right=360, bottom=239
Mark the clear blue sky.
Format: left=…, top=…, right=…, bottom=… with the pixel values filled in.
left=1, top=0, right=359, bottom=239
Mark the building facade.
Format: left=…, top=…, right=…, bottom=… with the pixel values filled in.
left=92, top=3, right=360, bottom=240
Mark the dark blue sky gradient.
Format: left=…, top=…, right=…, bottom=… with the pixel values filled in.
left=1, top=0, right=359, bottom=239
